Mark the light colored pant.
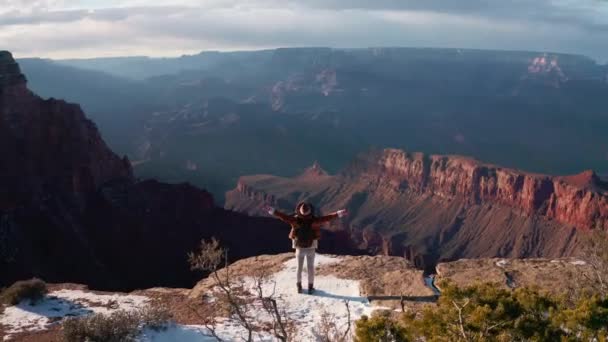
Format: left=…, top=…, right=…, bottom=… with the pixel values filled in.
left=295, top=248, right=316, bottom=285
left=292, top=239, right=318, bottom=249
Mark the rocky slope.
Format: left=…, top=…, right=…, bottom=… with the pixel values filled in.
left=226, top=149, right=608, bottom=270
left=0, top=51, right=358, bottom=291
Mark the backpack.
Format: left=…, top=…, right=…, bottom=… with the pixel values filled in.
left=294, top=218, right=315, bottom=248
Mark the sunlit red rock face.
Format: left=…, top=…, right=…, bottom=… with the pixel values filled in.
left=226, top=149, right=607, bottom=270
left=348, top=149, right=608, bottom=231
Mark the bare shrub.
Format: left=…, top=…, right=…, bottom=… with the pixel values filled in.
left=581, top=230, right=608, bottom=297
left=139, top=304, right=173, bottom=332
left=188, top=238, right=225, bottom=273
left=253, top=271, right=298, bottom=342
left=315, top=300, right=352, bottom=342
left=63, top=310, right=141, bottom=342
left=188, top=238, right=297, bottom=342
left=0, top=278, right=47, bottom=305
left=63, top=304, right=173, bottom=341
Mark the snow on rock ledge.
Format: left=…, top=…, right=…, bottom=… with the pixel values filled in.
left=183, top=253, right=431, bottom=341
left=0, top=289, right=149, bottom=340
left=184, top=255, right=374, bottom=341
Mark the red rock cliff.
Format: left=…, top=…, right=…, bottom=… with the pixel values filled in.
left=0, top=50, right=133, bottom=208
left=346, top=149, right=607, bottom=231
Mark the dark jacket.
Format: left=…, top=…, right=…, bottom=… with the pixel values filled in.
left=271, top=210, right=338, bottom=241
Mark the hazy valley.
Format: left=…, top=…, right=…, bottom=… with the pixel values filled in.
left=18, top=48, right=608, bottom=203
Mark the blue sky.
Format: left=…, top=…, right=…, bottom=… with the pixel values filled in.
left=1, top=0, right=607, bottom=62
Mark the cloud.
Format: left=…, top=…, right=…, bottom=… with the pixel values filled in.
left=0, top=0, right=66, bottom=14
left=1, top=0, right=607, bottom=61
left=0, top=9, right=89, bottom=25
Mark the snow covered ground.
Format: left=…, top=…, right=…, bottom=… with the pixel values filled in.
left=1, top=255, right=378, bottom=341
left=143, top=254, right=377, bottom=341
left=0, top=289, right=148, bottom=340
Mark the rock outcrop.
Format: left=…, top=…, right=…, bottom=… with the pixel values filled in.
left=435, top=257, right=596, bottom=296
left=299, top=161, right=329, bottom=178
left=0, top=50, right=133, bottom=208
left=226, top=149, right=607, bottom=269
left=188, top=253, right=596, bottom=299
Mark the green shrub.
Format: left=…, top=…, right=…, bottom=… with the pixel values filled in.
left=354, top=311, right=410, bottom=342
left=0, top=278, right=48, bottom=305
left=354, top=282, right=608, bottom=342
left=63, top=305, right=173, bottom=342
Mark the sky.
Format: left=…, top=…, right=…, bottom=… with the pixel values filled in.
left=1, top=0, right=607, bottom=62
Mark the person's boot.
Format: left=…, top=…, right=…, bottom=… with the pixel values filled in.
left=296, top=282, right=302, bottom=294
left=308, top=284, right=315, bottom=295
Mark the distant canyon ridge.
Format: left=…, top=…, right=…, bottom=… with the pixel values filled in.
left=226, top=148, right=608, bottom=271
left=17, top=47, right=608, bottom=202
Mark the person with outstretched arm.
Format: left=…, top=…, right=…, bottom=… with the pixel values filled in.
left=264, top=202, right=348, bottom=294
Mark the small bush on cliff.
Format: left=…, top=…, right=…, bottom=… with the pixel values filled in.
left=63, top=305, right=173, bottom=342
left=0, top=278, right=47, bottom=305
left=138, top=304, right=173, bottom=332
left=355, top=310, right=409, bottom=342
left=582, top=230, right=608, bottom=297
left=63, top=310, right=141, bottom=342
left=354, top=281, right=608, bottom=342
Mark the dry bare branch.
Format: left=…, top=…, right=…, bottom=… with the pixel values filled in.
left=341, top=300, right=352, bottom=341
left=189, top=238, right=297, bottom=342
left=314, top=300, right=352, bottom=342
left=452, top=299, right=470, bottom=342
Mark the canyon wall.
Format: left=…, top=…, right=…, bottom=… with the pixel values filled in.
left=0, top=50, right=133, bottom=208
left=227, top=149, right=605, bottom=269
left=347, top=149, right=607, bottom=231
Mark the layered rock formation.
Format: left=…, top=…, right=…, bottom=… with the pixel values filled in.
left=346, top=149, right=608, bottom=231
left=0, top=51, right=133, bottom=207
left=226, top=149, right=607, bottom=270
left=0, top=51, right=359, bottom=291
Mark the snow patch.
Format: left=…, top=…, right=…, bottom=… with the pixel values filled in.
left=48, top=289, right=148, bottom=315
left=139, top=324, right=251, bottom=342
left=495, top=259, right=508, bottom=267
left=144, top=254, right=377, bottom=341
left=0, top=290, right=148, bottom=340
left=570, top=260, right=587, bottom=266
